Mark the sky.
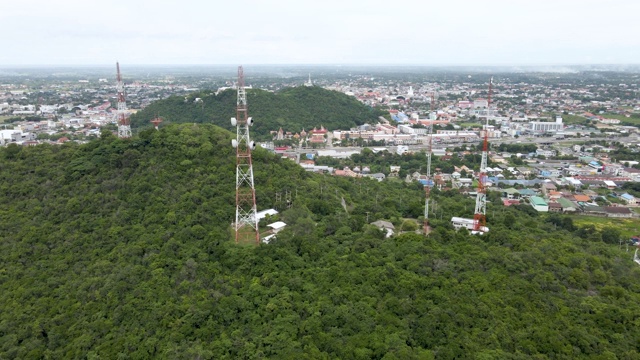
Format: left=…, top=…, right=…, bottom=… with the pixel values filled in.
left=1, top=0, right=639, bottom=66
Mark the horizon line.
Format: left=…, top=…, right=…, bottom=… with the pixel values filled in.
left=1, top=63, right=640, bottom=68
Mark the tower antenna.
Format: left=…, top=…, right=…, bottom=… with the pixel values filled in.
left=424, top=92, right=435, bottom=235
left=231, top=66, right=259, bottom=244
left=150, top=115, right=163, bottom=130
left=115, top=62, right=131, bottom=138
left=473, top=77, right=492, bottom=232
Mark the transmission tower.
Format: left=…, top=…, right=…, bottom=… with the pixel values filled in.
left=473, top=77, right=492, bottom=232
left=115, top=62, right=131, bottom=139
left=424, top=92, right=435, bottom=235
left=150, top=116, right=163, bottom=130
left=285, top=190, right=292, bottom=209
left=231, top=66, right=259, bottom=244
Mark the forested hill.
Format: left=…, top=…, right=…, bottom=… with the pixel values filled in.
left=129, top=86, right=386, bottom=139
left=2, top=125, right=640, bottom=358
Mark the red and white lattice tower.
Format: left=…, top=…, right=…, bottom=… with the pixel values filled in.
left=424, top=92, right=436, bottom=235
left=115, top=62, right=131, bottom=138
left=150, top=116, right=163, bottom=130
left=231, top=66, right=259, bottom=244
left=473, top=77, right=492, bottom=232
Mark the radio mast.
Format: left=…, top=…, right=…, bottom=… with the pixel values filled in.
left=231, top=66, right=259, bottom=244
left=424, top=92, right=435, bottom=235
left=115, top=62, right=131, bottom=139
left=473, top=77, right=492, bottom=232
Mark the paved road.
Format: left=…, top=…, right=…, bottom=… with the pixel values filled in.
left=283, top=136, right=637, bottom=161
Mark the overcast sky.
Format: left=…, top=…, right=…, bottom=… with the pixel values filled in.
left=1, top=0, right=638, bottom=66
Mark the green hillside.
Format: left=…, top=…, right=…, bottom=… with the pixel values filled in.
left=129, top=86, right=385, bottom=140
left=1, top=124, right=640, bottom=359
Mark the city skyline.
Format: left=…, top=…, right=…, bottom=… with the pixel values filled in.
left=1, top=0, right=639, bottom=66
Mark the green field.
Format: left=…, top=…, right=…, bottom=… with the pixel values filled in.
left=599, top=113, right=640, bottom=125
left=457, top=122, right=482, bottom=128
left=572, top=215, right=640, bottom=239
left=0, top=115, right=13, bottom=123
left=561, top=114, right=588, bottom=125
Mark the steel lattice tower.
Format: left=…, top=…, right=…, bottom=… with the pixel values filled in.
left=424, top=92, right=435, bottom=235
left=473, top=77, right=492, bottom=232
left=231, top=66, right=259, bottom=244
left=115, top=62, right=131, bottom=139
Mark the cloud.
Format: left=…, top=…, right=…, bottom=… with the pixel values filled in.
left=1, top=0, right=639, bottom=65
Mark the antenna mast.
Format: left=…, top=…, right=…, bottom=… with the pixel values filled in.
left=424, top=92, right=435, bottom=235
left=115, top=62, right=131, bottom=138
left=231, top=66, right=259, bottom=244
left=473, top=77, right=492, bottom=232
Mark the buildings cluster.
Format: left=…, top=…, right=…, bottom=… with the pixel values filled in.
left=0, top=76, right=195, bottom=145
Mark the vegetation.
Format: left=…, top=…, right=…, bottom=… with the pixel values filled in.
left=129, top=86, right=386, bottom=140
left=1, top=124, right=640, bottom=358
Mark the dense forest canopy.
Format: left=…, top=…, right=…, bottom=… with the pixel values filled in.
left=129, top=86, right=386, bottom=140
left=1, top=124, right=640, bottom=359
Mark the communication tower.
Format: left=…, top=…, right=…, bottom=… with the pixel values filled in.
left=473, top=77, right=492, bottom=232
left=231, top=66, right=259, bottom=244
left=115, top=62, right=131, bottom=139
left=150, top=116, right=163, bottom=130
left=424, top=92, right=435, bottom=235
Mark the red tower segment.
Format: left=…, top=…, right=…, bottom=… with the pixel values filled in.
left=150, top=116, right=163, bottom=130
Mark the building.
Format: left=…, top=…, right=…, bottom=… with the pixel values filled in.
left=473, top=99, right=488, bottom=109
left=530, top=116, right=563, bottom=133
left=371, top=220, right=395, bottom=238
left=604, top=206, right=633, bottom=218
left=621, top=193, right=637, bottom=205
left=530, top=196, right=549, bottom=212
left=557, top=197, right=577, bottom=213
left=267, top=221, right=287, bottom=234
left=451, top=217, right=489, bottom=233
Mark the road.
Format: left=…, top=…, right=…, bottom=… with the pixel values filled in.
left=282, top=136, right=637, bottom=162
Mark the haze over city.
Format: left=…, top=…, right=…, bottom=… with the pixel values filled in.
left=1, top=0, right=639, bottom=66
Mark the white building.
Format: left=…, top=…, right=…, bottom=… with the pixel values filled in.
left=451, top=217, right=489, bottom=233
left=473, top=99, right=488, bottom=108
left=530, top=116, right=563, bottom=133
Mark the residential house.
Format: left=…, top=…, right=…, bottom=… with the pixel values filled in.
left=366, top=173, right=386, bottom=182
left=371, top=220, right=395, bottom=238
left=516, top=167, right=533, bottom=176
left=604, top=206, right=633, bottom=218
left=573, top=194, right=591, bottom=204
left=620, top=193, right=637, bottom=206
left=620, top=168, right=640, bottom=182
left=557, top=197, right=578, bottom=213
left=518, top=189, right=538, bottom=198
left=583, top=206, right=607, bottom=216
left=530, top=196, right=549, bottom=212
left=548, top=201, right=562, bottom=212
left=541, top=182, right=557, bottom=194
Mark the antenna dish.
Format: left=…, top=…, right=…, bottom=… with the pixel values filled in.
left=231, top=117, right=237, bottom=126
left=247, top=117, right=253, bottom=126
left=232, top=139, right=238, bottom=148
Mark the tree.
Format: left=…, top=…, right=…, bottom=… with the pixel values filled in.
left=601, top=227, right=621, bottom=244
left=400, top=219, right=418, bottom=232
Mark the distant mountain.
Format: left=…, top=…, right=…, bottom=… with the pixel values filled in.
left=129, top=86, right=386, bottom=139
